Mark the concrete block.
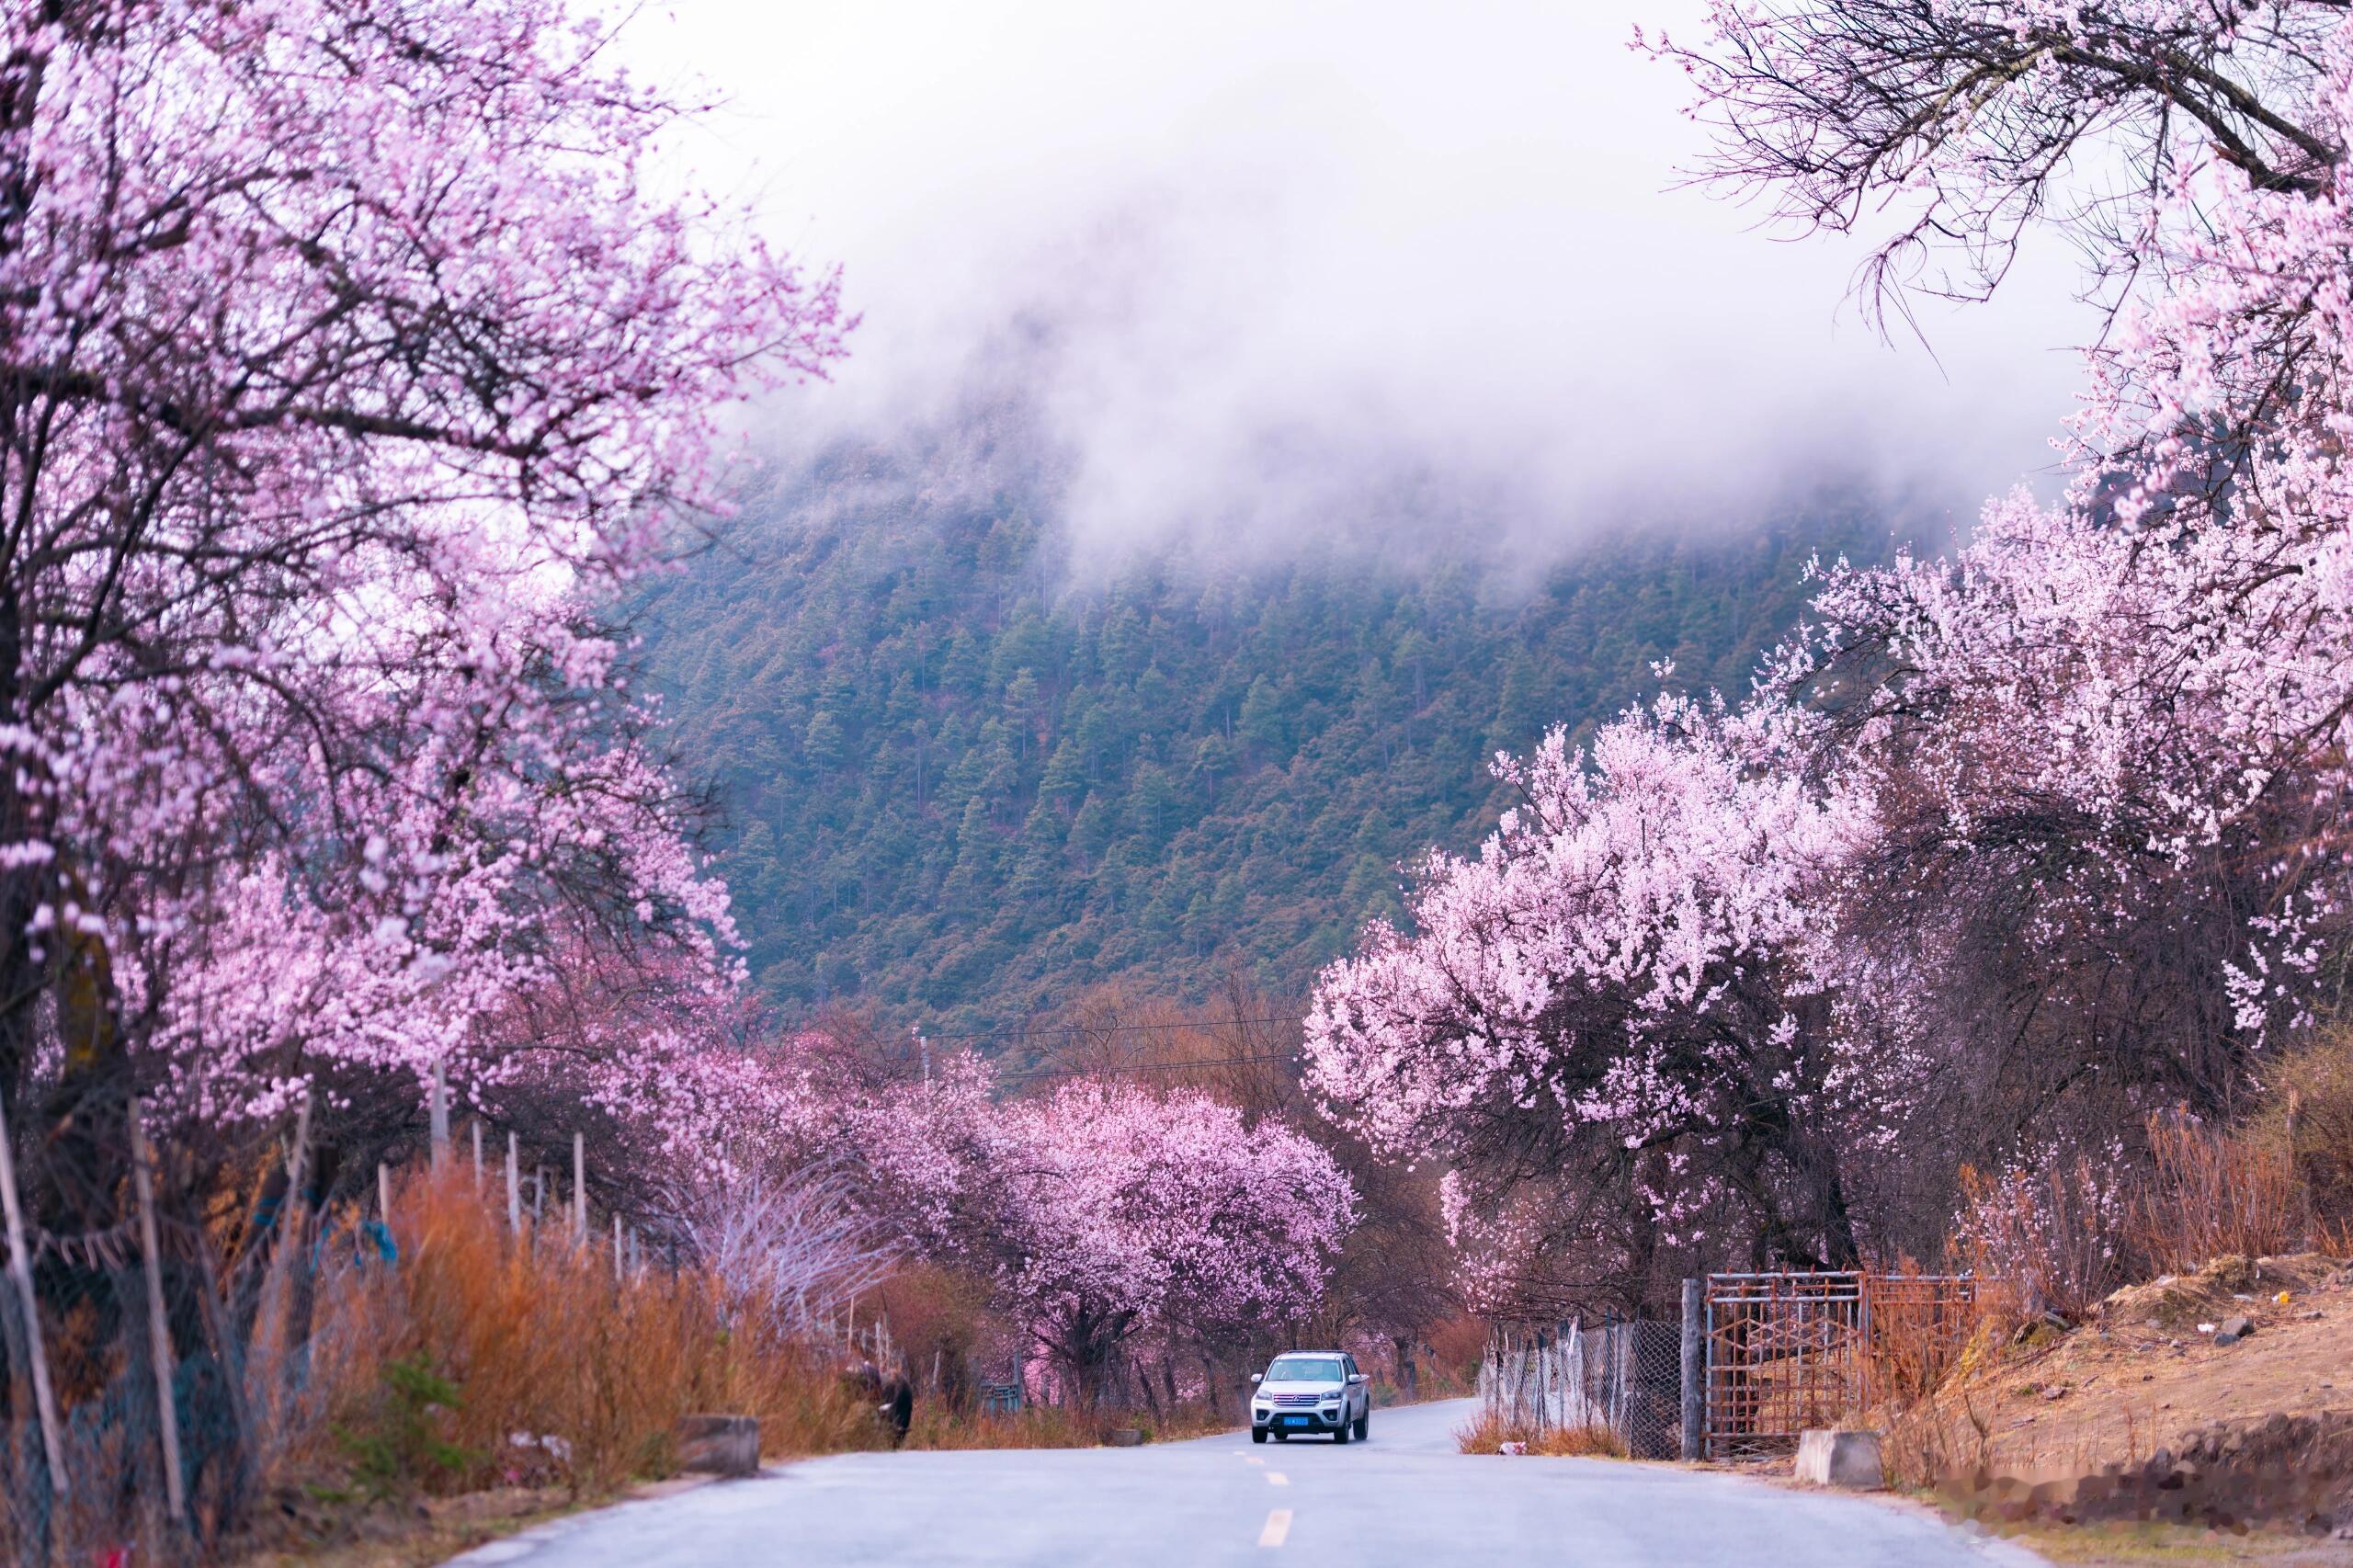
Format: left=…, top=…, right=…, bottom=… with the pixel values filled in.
left=1106, top=1428, right=1145, bottom=1448
left=676, top=1414, right=760, bottom=1477
left=1794, top=1429, right=1883, bottom=1490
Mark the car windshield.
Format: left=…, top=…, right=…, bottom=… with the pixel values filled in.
left=1265, top=1357, right=1345, bottom=1384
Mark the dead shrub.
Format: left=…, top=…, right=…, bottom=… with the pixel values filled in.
left=1880, top=1385, right=1995, bottom=1491
left=2251, top=1032, right=2353, bottom=1251
left=306, top=1166, right=881, bottom=1502
left=873, top=1264, right=993, bottom=1413
left=1954, top=1158, right=2133, bottom=1324
left=2132, top=1110, right=2304, bottom=1273
left=1865, top=1263, right=1995, bottom=1409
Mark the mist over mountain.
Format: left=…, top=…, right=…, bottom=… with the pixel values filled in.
left=607, top=1, right=2095, bottom=1038
left=635, top=415, right=1924, bottom=1031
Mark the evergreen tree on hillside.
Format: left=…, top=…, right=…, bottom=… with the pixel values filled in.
left=632, top=460, right=1904, bottom=1030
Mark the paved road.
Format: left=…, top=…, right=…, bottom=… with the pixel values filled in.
left=450, top=1397, right=2040, bottom=1567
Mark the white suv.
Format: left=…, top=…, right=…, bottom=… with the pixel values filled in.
left=1249, top=1351, right=1370, bottom=1444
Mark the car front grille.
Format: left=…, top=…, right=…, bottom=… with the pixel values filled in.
left=1272, top=1393, right=1323, bottom=1407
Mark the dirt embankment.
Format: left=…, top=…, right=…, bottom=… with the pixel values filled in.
left=1885, top=1254, right=2353, bottom=1561
left=1947, top=1255, right=2353, bottom=1481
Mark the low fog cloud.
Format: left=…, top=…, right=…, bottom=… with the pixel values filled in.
left=622, top=1, right=2094, bottom=570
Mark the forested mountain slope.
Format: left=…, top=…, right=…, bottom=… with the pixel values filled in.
left=634, top=445, right=1906, bottom=1028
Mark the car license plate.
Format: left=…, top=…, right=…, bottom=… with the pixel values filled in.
left=1283, top=1415, right=1309, bottom=1426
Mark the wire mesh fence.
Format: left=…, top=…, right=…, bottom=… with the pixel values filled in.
left=0, top=1176, right=391, bottom=1562
left=0, top=1093, right=750, bottom=1566
left=1476, top=1312, right=1684, bottom=1459
left=1476, top=1270, right=1986, bottom=1464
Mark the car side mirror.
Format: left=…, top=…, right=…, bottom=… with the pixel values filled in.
left=1349, top=1373, right=1368, bottom=1385
left=1249, top=1373, right=1262, bottom=1384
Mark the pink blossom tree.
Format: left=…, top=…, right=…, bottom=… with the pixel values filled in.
left=0, top=0, right=847, bottom=1200
left=1303, top=698, right=1869, bottom=1303
left=721, top=1024, right=1005, bottom=1256
left=1309, top=4, right=2353, bottom=1304
left=1657, top=3, right=2353, bottom=1170
left=991, top=1079, right=1356, bottom=1403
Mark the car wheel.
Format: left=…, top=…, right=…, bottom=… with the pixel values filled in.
left=1252, top=1427, right=1267, bottom=1445
left=1354, top=1411, right=1369, bottom=1441
left=1333, top=1421, right=1351, bottom=1445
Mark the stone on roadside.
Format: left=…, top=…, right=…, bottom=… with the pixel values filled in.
left=676, top=1414, right=760, bottom=1478
left=2214, top=1315, right=2255, bottom=1346
left=1794, top=1429, right=1883, bottom=1490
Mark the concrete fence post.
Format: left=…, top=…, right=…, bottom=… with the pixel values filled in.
left=1680, top=1278, right=1704, bottom=1461
left=428, top=1060, right=449, bottom=1168
left=0, top=1093, right=69, bottom=1497
left=128, top=1098, right=186, bottom=1523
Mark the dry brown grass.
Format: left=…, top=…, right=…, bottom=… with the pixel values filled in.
left=2253, top=1031, right=2353, bottom=1254
left=2134, top=1113, right=2305, bottom=1275
left=1450, top=1407, right=1629, bottom=1458
left=300, top=1167, right=883, bottom=1504
left=1881, top=1381, right=1999, bottom=1490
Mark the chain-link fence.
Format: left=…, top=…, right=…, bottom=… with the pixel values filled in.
left=1476, top=1313, right=1684, bottom=1459
left=0, top=1086, right=687, bottom=1566
left=0, top=1117, right=422, bottom=1568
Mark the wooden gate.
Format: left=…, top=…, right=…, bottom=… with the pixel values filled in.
left=1702, top=1271, right=1975, bottom=1458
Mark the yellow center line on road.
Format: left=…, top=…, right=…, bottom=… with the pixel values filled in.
left=1258, top=1509, right=1292, bottom=1548
left=1245, top=1457, right=1265, bottom=1466
left=1266, top=1471, right=1289, bottom=1486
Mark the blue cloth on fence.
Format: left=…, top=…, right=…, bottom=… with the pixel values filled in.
left=358, top=1220, right=397, bottom=1265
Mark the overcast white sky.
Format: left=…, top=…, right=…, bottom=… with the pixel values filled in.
left=620, top=1, right=2095, bottom=567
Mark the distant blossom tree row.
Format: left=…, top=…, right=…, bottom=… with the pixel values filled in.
left=710, top=1030, right=1356, bottom=1400
left=1307, top=1, right=2353, bottom=1310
